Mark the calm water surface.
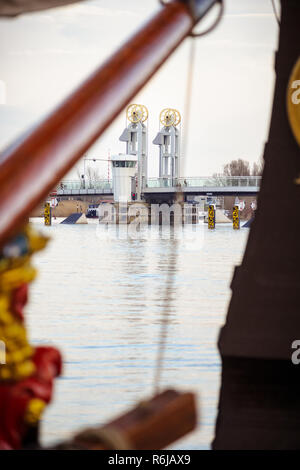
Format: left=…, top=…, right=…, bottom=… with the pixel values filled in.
left=28, top=219, right=249, bottom=449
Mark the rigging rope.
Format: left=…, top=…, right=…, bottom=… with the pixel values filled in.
left=153, top=0, right=224, bottom=394
left=153, top=39, right=196, bottom=393
left=181, top=39, right=196, bottom=178
left=270, top=0, right=280, bottom=26
left=153, top=241, right=179, bottom=393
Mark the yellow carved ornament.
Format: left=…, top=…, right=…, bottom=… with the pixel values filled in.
left=0, top=225, right=49, bottom=382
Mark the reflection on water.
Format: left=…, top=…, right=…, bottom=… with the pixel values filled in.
left=153, top=237, right=179, bottom=395
left=28, top=219, right=248, bottom=449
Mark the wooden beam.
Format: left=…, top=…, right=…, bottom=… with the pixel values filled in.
left=53, top=390, right=197, bottom=450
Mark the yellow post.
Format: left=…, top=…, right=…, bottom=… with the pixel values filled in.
left=44, top=202, right=52, bottom=226
left=208, top=205, right=215, bottom=229
left=232, top=205, right=240, bottom=230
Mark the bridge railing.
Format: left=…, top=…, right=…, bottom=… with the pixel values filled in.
left=56, top=176, right=262, bottom=192
left=146, top=176, right=262, bottom=188
left=57, top=179, right=112, bottom=191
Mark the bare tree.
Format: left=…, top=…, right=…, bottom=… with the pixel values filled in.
left=220, top=158, right=263, bottom=177
left=252, top=158, right=264, bottom=176
left=85, top=166, right=100, bottom=188
left=223, top=159, right=251, bottom=176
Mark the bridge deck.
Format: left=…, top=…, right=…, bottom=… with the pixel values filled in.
left=55, top=177, right=261, bottom=197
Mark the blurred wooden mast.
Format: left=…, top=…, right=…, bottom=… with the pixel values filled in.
left=213, top=0, right=300, bottom=450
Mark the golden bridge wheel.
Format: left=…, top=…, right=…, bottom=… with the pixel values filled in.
left=126, top=104, right=148, bottom=123
left=172, top=108, right=181, bottom=126
left=159, top=108, right=181, bottom=127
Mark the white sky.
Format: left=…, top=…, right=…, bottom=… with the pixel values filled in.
left=0, top=0, right=279, bottom=178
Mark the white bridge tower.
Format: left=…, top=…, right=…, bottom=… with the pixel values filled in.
left=153, top=108, right=181, bottom=185
left=119, top=104, right=148, bottom=201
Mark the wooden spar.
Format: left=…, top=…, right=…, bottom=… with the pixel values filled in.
left=0, top=0, right=216, bottom=247
left=52, top=390, right=197, bottom=450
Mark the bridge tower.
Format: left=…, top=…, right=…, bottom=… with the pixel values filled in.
left=119, top=104, right=148, bottom=201
left=153, top=108, right=181, bottom=186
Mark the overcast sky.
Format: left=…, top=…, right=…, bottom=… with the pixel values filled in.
left=0, top=0, right=280, bottom=178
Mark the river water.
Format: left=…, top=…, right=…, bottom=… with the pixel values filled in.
left=27, top=218, right=249, bottom=450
